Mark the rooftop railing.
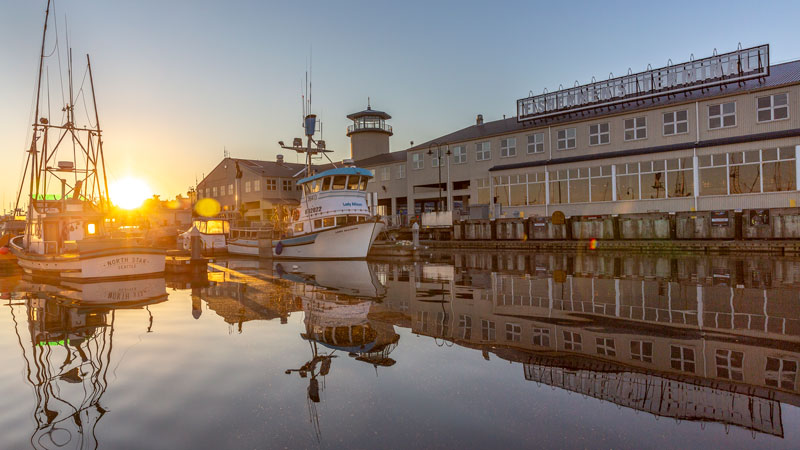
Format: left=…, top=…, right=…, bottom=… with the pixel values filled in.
left=347, top=122, right=393, bottom=134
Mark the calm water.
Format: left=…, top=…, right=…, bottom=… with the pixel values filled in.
left=1, top=251, right=799, bottom=449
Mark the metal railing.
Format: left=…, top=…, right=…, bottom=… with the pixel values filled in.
left=347, top=122, right=393, bottom=134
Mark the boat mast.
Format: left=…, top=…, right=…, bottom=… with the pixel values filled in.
left=87, top=54, right=110, bottom=212
left=16, top=0, right=51, bottom=215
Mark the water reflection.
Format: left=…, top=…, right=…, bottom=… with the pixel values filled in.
left=372, top=252, right=800, bottom=438
left=7, top=277, right=166, bottom=449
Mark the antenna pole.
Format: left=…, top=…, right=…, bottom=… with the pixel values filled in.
left=87, top=54, right=110, bottom=211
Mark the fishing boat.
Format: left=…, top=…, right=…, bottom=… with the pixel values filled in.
left=178, top=216, right=231, bottom=253
left=9, top=1, right=165, bottom=280
left=272, top=114, right=384, bottom=259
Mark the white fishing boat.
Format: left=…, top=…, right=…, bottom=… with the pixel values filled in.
left=178, top=217, right=231, bottom=253
left=9, top=2, right=165, bottom=280
left=273, top=114, right=384, bottom=259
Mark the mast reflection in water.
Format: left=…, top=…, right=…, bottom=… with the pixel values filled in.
left=7, top=277, right=166, bottom=449
left=0, top=251, right=799, bottom=448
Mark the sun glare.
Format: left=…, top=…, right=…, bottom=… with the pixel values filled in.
left=110, top=177, right=153, bottom=209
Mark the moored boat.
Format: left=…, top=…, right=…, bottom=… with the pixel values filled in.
left=10, top=1, right=165, bottom=281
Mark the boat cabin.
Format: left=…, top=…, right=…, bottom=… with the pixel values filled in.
left=290, top=167, right=374, bottom=236
left=190, top=218, right=230, bottom=235
left=25, top=198, right=106, bottom=255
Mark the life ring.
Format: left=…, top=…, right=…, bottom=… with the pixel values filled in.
left=292, top=209, right=300, bottom=221
left=275, top=241, right=283, bottom=255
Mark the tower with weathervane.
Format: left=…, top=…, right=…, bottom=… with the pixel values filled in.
left=346, top=101, right=393, bottom=162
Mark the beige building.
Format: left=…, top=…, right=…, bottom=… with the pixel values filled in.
left=356, top=45, right=800, bottom=219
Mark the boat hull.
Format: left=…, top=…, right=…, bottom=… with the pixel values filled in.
left=227, top=238, right=259, bottom=256
left=274, top=220, right=383, bottom=260
left=11, top=237, right=165, bottom=281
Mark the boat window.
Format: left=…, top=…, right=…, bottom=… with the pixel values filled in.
left=223, top=221, right=230, bottom=234
left=302, top=184, right=310, bottom=195
left=321, top=177, right=331, bottom=191
left=332, top=176, right=347, bottom=190
left=193, top=220, right=207, bottom=233
left=347, top=215, right=358, bottom=225
left=347, top=176, right=360, bottom=190
left=358, top=177, right=368, bottom=190
left=294, top=223, right=304, bottom=233
left=358, top=216, right=366, bottom=222
left=206, top=220, right=225, bottom=234
left=313, top=219, right=322, bottom=229
left=336, top=216, right=347, bottom=226
left=323, top=217, right=334, bottom=227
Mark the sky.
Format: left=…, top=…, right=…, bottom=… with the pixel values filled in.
left=2, top=0, right=800, bottom=209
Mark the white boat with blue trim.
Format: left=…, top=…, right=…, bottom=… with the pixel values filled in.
left=273, top=166, right=383, bottom=259
left=272, top=113, right=383, bottom=259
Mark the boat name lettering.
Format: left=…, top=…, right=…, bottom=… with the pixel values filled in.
left=306, top=206, right=322, bottom=214
left=342, top=202, right=363, bottom=207
left=104, top=256, right=147, bottom=268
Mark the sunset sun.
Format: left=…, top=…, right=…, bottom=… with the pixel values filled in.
left=109, top=177, right=153, bottom=209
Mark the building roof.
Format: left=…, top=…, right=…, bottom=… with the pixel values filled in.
left=405, top=59, right=800, bottom=153
left=234, top=158, right=306, bottom=177
left=353, top=151, right=407, bottom=167
left=347, top=106, right=391, bottom=120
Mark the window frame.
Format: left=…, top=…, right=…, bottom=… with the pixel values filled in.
left=476, top=141, right=491, bottom=161
left=662, top=110, right=689, bottom=136
left=756, top=93, right=790, bottom=123
left=588, top=123, right=610, bottom=146
left=500, top=138, right=517, bottom=158
left=708, top=101, right=737, bottom=129
left=412, top=152, right=424, bottom=170
left=527, top=132, right=545, bottom=154
left=556, top=127, right=576, bottom=151
left=624, top=116, right=647, bottom=141
left=452, top=145, right=467, bottom=164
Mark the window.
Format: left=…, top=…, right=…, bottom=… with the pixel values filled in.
left=476, top=178, right=490, bottom=204
left=616, top=163, right=640, bottom=200
left=557, top=128, right=576, bottom=150
left=476, top=141, right=491, bottom=161
left=347, top=176, right=360, bottom=190
left=549, top=170, right=568, bottom=204
left=715, top=349, right=744, bottom=381
left=596, top=337, right=616, bottom=356
left=266, top=179, right=277, bottom=190
left=412, top=153, right=424, bottom=170
left=526, top=172, right=546, bottom=205
left=639, top=160, right=666, bottom=199
left=245, top=181, right=251, bottom=193
left=204, top=188, right=209, bottom=198
left=766, top=357, right=797, bottom=390
left=729, top=150, right=761, bottom=194
left=294, top=223, right=304, bottom=233
left=481, top=320, right=496, bottom=341
left=452, top=145, right=467, bottom=164
left=493, top=175, right=526, bottom=207
left=590, top=166, right=613, bottom=202
left=757, top=93, right=789, bottom=122
left=381, top=167, right=390, bottom=181
left=670, top=345, right=695, bottom=373
left=336, top=216, right=347, bottom=226
left=500, top=138, right=516, bottom=158
left=212, top=186, right=218, bottom=197
left=505, top=323, right=521, bottom=342
left=313, top=219, right=322, bottom=229
left=396, top=164, right=406, bottom=179
left=762, top=147, right=797, bottom=192
left=320, top=177, right=331, bottom=191
left=563, top=331, right=582, bottom=351
left=527, top=133, right=544, bottom=154
left=567, top=168, right=589, bottom=203
left=624, top=117, right=647, bottom=141
left=254, top=179, right=260, bottom=191
left=322, top=217, right=334, bottom=227
left=532, top=328, right=550, bottom=347
left=282, top=180, right=292, bottom=190
left=332, top=176, right=347, bottom=190
left=698, top=153, right=728, bottom=196
left=228, top=184, right=234, bottom=195
left=667, top=157, right=693, bottom=197
left=709, top=102, right=736, bottom=129
left=589, top=123, right=610, bottom=145
left=630, top=340, right=653, bottom=363
left=663, top=110, right=688, bottom=135
left=458, top=315, right=472, bottom=339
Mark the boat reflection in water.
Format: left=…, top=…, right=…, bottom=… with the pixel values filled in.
left=371, top=253, right=800, bottom=438
left=8, top=277, right=167, bottom=449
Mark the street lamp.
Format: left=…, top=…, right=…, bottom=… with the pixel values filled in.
left=427, top=142, right=451, bottom=212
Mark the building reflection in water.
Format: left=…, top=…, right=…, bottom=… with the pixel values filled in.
left=369, top=252, right=800, bottom=438
left=8, top=277, right=167, bottom=450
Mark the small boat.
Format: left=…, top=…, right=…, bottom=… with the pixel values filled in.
left=10, top=2, right=165, bottom=281
left=178, top=217, right=231, bottom=253
left=272, top=114, right=384, bottom=259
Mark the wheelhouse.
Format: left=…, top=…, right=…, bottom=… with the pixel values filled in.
left=191, top=218, right=230, bottom=235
